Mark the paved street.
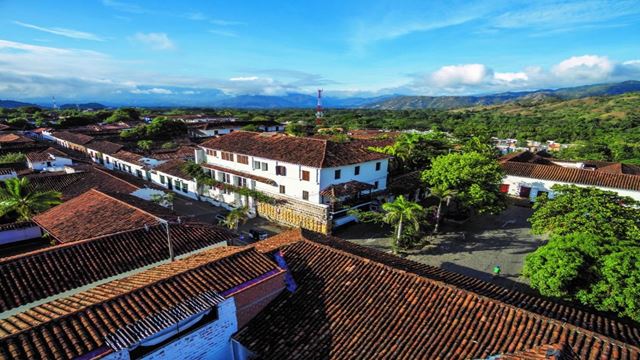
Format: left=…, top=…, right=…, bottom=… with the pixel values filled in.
left=335, top=205, right=547, bottom=293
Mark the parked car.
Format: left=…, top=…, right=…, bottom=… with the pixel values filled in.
left=249, top=229, right=269, bottom=241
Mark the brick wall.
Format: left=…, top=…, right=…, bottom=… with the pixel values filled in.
left=231, top=271, right=287, bottom=328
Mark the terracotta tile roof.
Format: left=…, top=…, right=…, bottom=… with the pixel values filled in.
left=0, top=133, right=33, bottom=144
left=0, top=223, right=235, bottom=312
left=320, top=180, right=374, bottom=197
left=202, top=162, right=277, bottom=186
left=32, top=189, right=170, bottom=243
left=200, top=131, right=389, bottom=168
left=25, top=147, right=69, bottom=163
left=493, top=342, right=580, bottom=360
left=112, top=149, right=144, bottom=165
left=502, top=161, right=640, bottom=192
left=149, top=145, right=196, bottom=160
left=25, top=167, right=140, bottom=201
left=596, top=162, right=640, bottom=175
left=0, top=246, right=279, bottom=359
left=85, top=140, right=123, bottom=155
left=153, top=159, right=191, bottom=179
left=235, top=229, right=640, bottom=359
left=50, top=131, right=94, bottom=145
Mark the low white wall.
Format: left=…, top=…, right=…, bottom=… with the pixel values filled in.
left=503, top=174, right=640, bottom=201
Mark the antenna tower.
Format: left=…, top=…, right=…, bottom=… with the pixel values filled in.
left=315, top=89, right=323, bottom=125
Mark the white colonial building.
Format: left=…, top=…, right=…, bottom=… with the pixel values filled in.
left=195, top=131, right=390, bottom=232
left=25, top=147, right=72, bottom=172
left=500, top=151, right=640, bottom=201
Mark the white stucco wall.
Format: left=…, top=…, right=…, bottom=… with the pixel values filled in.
left=502, top=174, right=640, bottom=201
left=103, top=298, right=238, bottom=360
left=28, top=157, right=72, bottom=171
left=149, top=171, right=199, bottom=200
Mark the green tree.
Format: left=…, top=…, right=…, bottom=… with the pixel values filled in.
left=223, top=206, right=249, bottom=230
left=529, top=185, right=640, bottom=240
left=137, top=140, right=153, bottom=152
left=523, top=232, right=640, bottom=322
left=429, top=185, right=457, bottom=234
left=351, top=195, right=424, bottom=254
left=461, top=136, right=500, bottom=157
left=0, top=177, right=62, bottom=221
left=150, top=191, right=175, bottom=209
left=161, top=141, right=177, bottom=149
left=105, top=108, right=140, bottom=124
left=241, top=124, right=258, bottom=131
left=285, top=122, right=308, bottom=137
left=369, top=132, right=451, bottom=173
left=422, top=151, right=506, bottom=215
left=0, top=152, right=26, bottom=164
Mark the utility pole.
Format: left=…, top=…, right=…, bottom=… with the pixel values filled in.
left=161, top=220, right=175, bottom=261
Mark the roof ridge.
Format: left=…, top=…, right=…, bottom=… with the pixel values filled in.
left=0, top=224, right=170, bottom=264
left=293, top=232, right=640, bottom=352
left=0, top=246, right=257, bottom=341
left=92, top=189, right=168, bottom=221
left=507, top=161, right=640, bottom=180
left=92, top=166, right=142, bottom=189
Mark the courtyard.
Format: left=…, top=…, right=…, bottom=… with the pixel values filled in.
left=334, top=204, right=547, bottom=292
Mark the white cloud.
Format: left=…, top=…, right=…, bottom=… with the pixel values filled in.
left=230, top=76, right=260, bottom=81
left=431, top=64, right=492, bottom=87
left=14, top=21, right=105, bottom=41
left=130, top=32, right=175, bottom=50
left=552, top=55, right=614, bottom=81
left=130, top=87, right=173, bottom=94
left=494, top=72, right=529, bottom=82
left=182, top=90, right=199, bottom=95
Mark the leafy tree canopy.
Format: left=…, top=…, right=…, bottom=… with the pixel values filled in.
left=523, top=232, right=640, bottom=322
left=422, top=151, right=505, bottom=215
left=529, top=185, right=640, bottom=240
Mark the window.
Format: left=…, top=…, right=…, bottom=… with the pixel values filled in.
left=261, top=162, right=268, bottom=171
left=375, top=162, right=381, bottom=171
left=279, top=185, right=286, bottom=194
left=160, top=175, right=165, bottom=184
left=302, top=190, right=309, bottom=200
left=237, top=155, right=249, bottom=164
left=136, top=169, right=143, bottom=178
left=374, top=181, right=379, bottom=189
left=206, top=149, right=216, bottom=156
left=499, top=184, right=510, bottom=193
left=253, top=160, right=261, bottom=169
left=334, top=169, right=341, bottom=179
left=354, top=166, right=360, bottom=176
left=105, top=157, right=110, bottom=164
left=276, top=165, right=287, bottom=176
left=182, top=182, right=188, bottom=193
left=221, top=152, right=234, bottom=161
left=222, top=173, right=231, bottom=183
left=175, top=179, right=181, bottom=187
left=301, top=170, right=310, bottom=181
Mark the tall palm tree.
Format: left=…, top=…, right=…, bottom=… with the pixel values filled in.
left=0, top=177, right=62, bottom=221
left=223, top=206, right=249, bottom=230
left=429, top=185, right=457, bottom=234
left=381, top=195, right=424, bottom=254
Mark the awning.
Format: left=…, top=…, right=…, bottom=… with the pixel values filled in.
left=320, top=180, right=375, bottom=198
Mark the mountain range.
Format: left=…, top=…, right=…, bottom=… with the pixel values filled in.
left=1, top=80, right=639, bottom=110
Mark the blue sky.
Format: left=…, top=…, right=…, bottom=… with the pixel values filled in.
left=1, top=0, right=640, bottom=103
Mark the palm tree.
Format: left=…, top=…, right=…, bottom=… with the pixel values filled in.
left=429, top=185, right=457, bottom=234
left=0, top=177, right=62, bottom=221
left=223, top=206, right=249, bottom=230
left=381, top=195, right=424, bottom=254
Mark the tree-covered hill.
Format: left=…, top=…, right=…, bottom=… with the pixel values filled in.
left=366, top=80, right=640, bottom=110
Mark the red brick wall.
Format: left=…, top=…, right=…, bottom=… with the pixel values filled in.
left=232, top=271, right=287, bottom=328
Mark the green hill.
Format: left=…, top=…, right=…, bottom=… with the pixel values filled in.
left=366, top=80, right=640, bottom=110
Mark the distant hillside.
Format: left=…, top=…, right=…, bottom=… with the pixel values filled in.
left=366, top=80, right=640, bottom=110
left=59, top=103, right=108, bottom=110
left=0, top=99, right=40, bottom=109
